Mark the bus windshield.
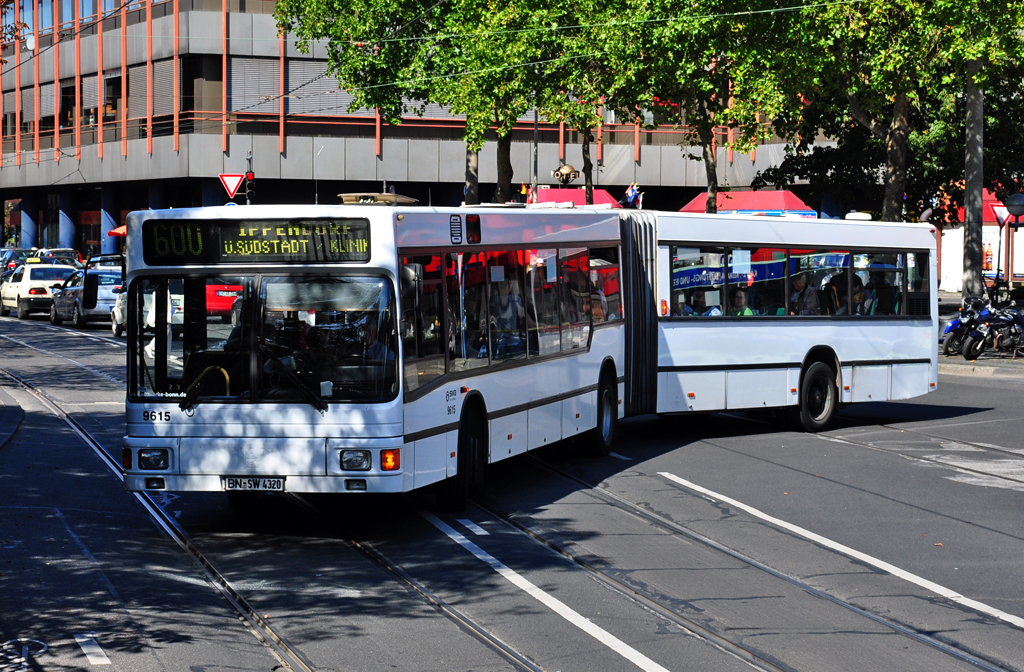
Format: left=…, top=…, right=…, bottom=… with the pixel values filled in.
left=130, top=274, right=398, bottom=405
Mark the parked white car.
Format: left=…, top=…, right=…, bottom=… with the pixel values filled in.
left=0, top=262, right=77, bottom=319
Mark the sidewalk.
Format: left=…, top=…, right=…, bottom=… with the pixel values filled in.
left=938, top=347, right=1024, bottom=379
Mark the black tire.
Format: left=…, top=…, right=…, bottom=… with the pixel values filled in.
left=17, top=299, right=29, bottom=319
left=437, top=404, right=484, bottom=511
left=943, top=331, right=965, bottom=356
left=962, top=335, right=985, bottom=361
left=0, top=302, right=8, bottom=317
left=111, top=313, right=123, bottom=337
left=72, top=304, right=86, bottom=329
left=797, top=362, right=838, bottom=432
left=49, top=302, right=63, bottom=326
left=587, top=372, right=618, bottom=456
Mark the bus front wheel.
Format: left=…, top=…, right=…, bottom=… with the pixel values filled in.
left=587, top=373, right=618, bottom=456
left=438, top=405, right=484, bottom=511
left=798, top=362, right=838, bottom=432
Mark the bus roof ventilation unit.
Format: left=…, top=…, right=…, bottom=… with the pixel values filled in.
left=338, top=193, right=419, bottom=206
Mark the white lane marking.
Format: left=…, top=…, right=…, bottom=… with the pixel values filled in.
left=421, top=511, right=670, bottom=672
left=609, top=452, right=632, bottom=461
left=73, top=635, right=111, bottom=665
left=659, top=472, right=1024, bottom=630
left=456, top=519, right=490, bottom=536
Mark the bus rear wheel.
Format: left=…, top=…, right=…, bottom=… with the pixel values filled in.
left=438, top=405, right=484, bottom=511
left=798, top=362, right=838, bottom=432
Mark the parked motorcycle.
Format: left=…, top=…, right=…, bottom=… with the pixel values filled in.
left=962, top=302, right=1024, bottom=360
left=942, top=296, right=987, bottom=356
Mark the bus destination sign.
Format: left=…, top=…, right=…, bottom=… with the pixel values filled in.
left=141, top=218, right=371, bottom=265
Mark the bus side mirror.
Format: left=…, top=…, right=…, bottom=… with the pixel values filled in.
left=400, top=264, right=422, bottom=312
left=83, top=272, right=99, bottom=309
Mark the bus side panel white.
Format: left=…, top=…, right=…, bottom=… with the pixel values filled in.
left=851, top=366, right=888, bottom=403
left=413, top=435, right=447, bottom=489
left=562, top=391, right=596, bottom=438
left=787, top=368, right=802, bottom=406
left=446, top=430, right=459, bottom=476
left=528, top=402, right=562, bottom=449
left=840, top=367, right=853, bottom=403
left=726, top=370, right=788, bottom=410
left=657, top=372, right=725, bottom=413
left=490, top=412, right=529, bottom=462
left=890, top=363, right=930, bottom=401
left=178, top=438, right=327, bottom=475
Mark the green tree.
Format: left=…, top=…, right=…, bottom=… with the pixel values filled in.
left=620, top=0, right=788, bottom=213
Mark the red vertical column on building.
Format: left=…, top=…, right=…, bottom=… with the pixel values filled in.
left=375, top=109, right=381, bottom=157
left=559, top=121, right=564, bottom=161
left=278, top=32, right=284, bottom=154
left=33, top=9, right=40, bottom=164
left=633, top=120, right=639, bottom=163
left=54, top=7, right=60, bottom=163
left=120, top=0, right=126, bottom=156
left=97, top=5, right=103, bottom=159
left=172, top=0, right=179, bottom=152
left=13, top=0, right=20, bottom=166
left=596, top=107, right=603, bottom=164
left=74, top=0, right=81, bottom=159
left=221, top=0, right=227, bottom=153
left=146, top=0, right=152, bottom=154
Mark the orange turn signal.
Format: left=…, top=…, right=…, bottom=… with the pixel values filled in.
left=381, top=449, right=401, bottom=471
left=687, top=392, right=695, bottom=398
left=661, top=299, right=668, bottom=316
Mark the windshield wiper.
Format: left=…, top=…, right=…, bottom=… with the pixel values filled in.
left=260, top=346, right=328, bottom=413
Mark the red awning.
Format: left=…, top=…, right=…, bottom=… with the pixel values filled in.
left=108, top=225, right=127, bottom=237
left=680, top=190, right=812, bottom=214
left=534, top=188, right=622, bottom=207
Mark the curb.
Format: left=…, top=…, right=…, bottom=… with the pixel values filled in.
left=0, top=384, right=25, bottom=450
left=938, top=362, right=1024, bottom=379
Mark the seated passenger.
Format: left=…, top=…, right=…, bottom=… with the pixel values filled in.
left=789, top=273, right=820, bottom=315
left=731, top=288, right=754, bottom=316
left=362, top=319, right=395, bottom=361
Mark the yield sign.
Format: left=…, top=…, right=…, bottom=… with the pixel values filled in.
left=219, top=174, right=245, bottom=199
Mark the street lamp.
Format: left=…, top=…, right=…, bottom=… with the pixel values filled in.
left=1006, top=193, right=1024, bottom=229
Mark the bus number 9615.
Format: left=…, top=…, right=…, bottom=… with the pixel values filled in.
left=142, top=411, right=171, bottom=422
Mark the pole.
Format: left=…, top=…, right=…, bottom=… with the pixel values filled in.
left=532, top=108, right=538, bottom=193
left=246, top=151, right=253, bottom=206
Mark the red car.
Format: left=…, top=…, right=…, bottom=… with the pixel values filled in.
left=206, top=283, right=244, bottom=321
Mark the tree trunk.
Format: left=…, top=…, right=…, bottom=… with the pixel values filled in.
left=465, top=149, right=479, bottom=205
left=495, top=133, right=514, bottom=203
left=963, top=60, right=985, bottom=299
left=582, top=127, right=594, bottom=205
left=698, top=124, right=718, bottom=214
left=881, top=94, right=911, bottom=222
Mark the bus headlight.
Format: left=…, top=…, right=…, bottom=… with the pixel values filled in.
left=138, top=448, right=170, bottom=470
left=341, top=450, right=372, bottom=471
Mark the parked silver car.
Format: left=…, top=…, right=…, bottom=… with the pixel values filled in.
left=50, top=268, right=122, bottom=328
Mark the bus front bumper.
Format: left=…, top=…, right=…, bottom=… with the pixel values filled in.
left=124, top=473, right=406, bottom=494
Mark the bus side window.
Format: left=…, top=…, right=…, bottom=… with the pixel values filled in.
left=525, top=249, right=561, bottom=356
left=446, top=252, right=489, bottom=373
left=401, top=255, right=446, bottom=392
left=670, top=247, right=725, bottom=316
left=590, top=246, right=621, bottom=324
left=559, top=248, right=590, bottom=350
left=905, top=252, right=929, bottom=316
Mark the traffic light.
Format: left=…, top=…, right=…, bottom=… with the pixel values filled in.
left=245, top=171, right=255, bottom=203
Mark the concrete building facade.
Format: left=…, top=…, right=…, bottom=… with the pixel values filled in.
left=1, top=0, right=795, bottom=256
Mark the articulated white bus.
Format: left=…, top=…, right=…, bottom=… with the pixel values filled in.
left=105, top=204, right=935, bottom=508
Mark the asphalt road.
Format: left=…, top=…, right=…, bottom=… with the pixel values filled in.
left=1, top=314, right=1022, bottom=672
